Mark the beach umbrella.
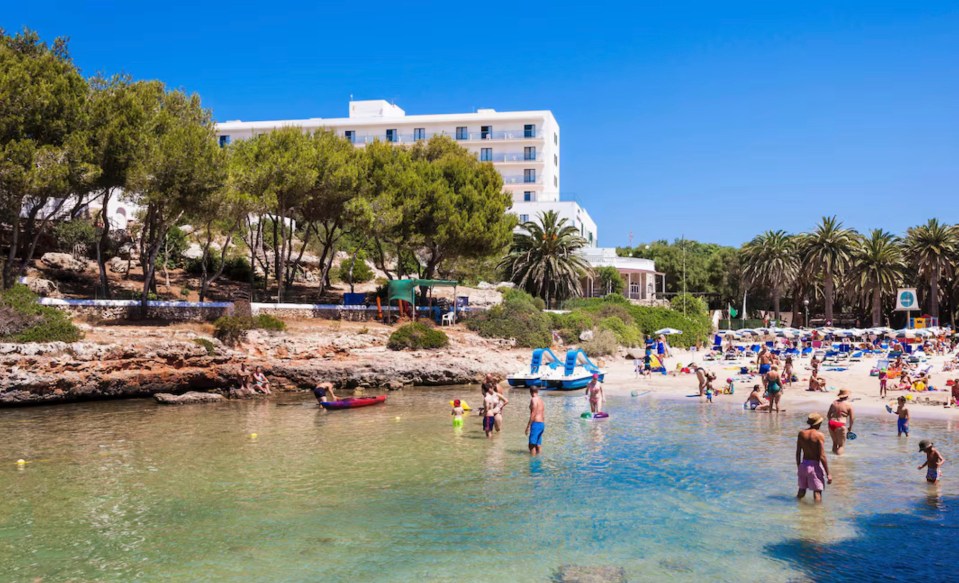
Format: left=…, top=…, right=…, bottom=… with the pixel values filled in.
left=717, top=330, right=735, bottom=336
left=655, top=328, right=683, bottom=336
left=738, top=329, right=756, bottom=336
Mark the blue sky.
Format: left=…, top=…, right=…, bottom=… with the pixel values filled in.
left=5, top=1, right=958, bottom=247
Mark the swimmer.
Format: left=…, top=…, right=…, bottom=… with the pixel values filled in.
left=585, top=373, right=604, bottom=413
left=451, top=399, right=465, bottom=428
left=313, top=382, right=337, bottom=404
left=894, top=396, right=909, bottom=437
left=744, top=384, right=769, bottom=411
left=826, top=389, right=854, bottom=455
left=765, top=365, right=783, bottom=413
left=526, top=386, right=545, bottom=456
left=483, top=386, right=501, bottom=438
left=917, top=440, right=945, bottom=483
left=797, top=413, right=832, bottom=502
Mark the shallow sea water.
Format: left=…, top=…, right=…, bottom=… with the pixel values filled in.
left=0, top=389, right=956, bottom=582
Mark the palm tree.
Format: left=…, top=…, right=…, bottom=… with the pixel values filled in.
left=850, top=229, right=905, bottom=326
left=740, top=230, right=799, bottom=321
left=801, top=216, right=858, bottom=324
left=499, top=210, right=593, bottom=308
left=904, top=218, right=958, bottom=319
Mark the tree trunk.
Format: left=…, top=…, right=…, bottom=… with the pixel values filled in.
left=823, top=272, right=834, bottom=324
left=96, top=189, right=113, bottom=299
left=772, top=285, right=781, bottom=321
left=930, top=267, right=940, bottom=319
left=2, top=219, right=21, bottom=289
left=20, top=196, right=69, bottom=280
left=871, top=286, right=881, bottom=327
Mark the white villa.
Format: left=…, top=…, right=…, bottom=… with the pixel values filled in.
left=579, top=247, right=664, bottom=303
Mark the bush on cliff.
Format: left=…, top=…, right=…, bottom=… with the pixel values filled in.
left=387, top=322, right=449, bottom=351
left=213, top=314, right=287, bottom=346
left=564, top=295, right=710, bottom=348
left=0, top=285, right=83, bottom=343
left=580, top=328, right=619, bottom=356
left=467, top=289, right=551, bottom=348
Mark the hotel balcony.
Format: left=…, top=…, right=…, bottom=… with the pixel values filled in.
left=478, top=153, right=544, bottom=163
left=345, top=129, right=542, bottom=145
left=501, top=176, right=543, bottom=186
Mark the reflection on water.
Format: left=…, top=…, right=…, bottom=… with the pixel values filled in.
left=0, top=390, right=955, bottom=582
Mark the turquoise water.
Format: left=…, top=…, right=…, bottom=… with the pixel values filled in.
left=1, top=390, right=956, bottom=582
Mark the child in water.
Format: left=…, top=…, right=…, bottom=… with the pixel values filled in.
left=895, top=396, right=909, bottom=437
left=918, top=440, right=945, bottom=483
left=451, top=399, right=465, bottom=428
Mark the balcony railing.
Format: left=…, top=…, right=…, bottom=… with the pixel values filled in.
left=343, top=128, right=542, bottom=145
left=477, top=152, right=541, bottom=163
left=502, top=176, right=542, bottom=185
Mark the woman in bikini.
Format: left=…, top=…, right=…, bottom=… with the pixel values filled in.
left=783, top=356, right=794, bottom=387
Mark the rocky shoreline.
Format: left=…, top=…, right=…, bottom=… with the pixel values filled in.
left=0, top=323, right=526, bottom=407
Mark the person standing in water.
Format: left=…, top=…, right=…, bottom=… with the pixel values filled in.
left=451, top=399, right=465, bottom=428
left=483, top=386, right=500, bottom=438
left=918, top=440, right=945, bottom=483
left=797, top=413, right=832, bottom=502
left=526, top=387, right=545, bottom=456
left=765, top=365, right=784, bottom=413
left=585, top=373, right=604, bottom=414
left=895, top=396, right=909, bottom=437
left=312, top=382, right=338, bottom=404
left=826, top=389, right=854, bottom=455
left=493, top=381, right=509, bottom=433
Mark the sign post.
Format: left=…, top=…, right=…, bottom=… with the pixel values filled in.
left=895, top=288, right=917, bottom=329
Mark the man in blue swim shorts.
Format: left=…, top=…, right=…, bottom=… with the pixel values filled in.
left=526, top=387, right=545, bottom=456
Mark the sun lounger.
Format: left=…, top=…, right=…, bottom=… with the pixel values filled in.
left=800, top=347, right=812, bottom=358
left=850, top=351, right=863, bottom=362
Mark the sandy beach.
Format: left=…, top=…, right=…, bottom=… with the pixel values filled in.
left=598, top=348, right=959, bottom=424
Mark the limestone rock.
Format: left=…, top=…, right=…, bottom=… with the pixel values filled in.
left=154, top=391, right=225, bottom=404
left=555, top=565, right=627, bottom=583
left=40, top=252, right=87, bottom=273
left=24, top=277, right=59, bottom=297
left=108, top=256, right=129, bottom=274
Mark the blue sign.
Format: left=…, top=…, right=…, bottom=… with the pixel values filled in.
left=899, top=291, right=915, bottom=308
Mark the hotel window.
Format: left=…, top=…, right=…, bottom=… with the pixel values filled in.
left=481, top=125, right=492, bottom=140
left=344, top=130, right=355, bottom=144
left=524, top=124, right=536, bottom=138
left=413, top=128, right=426, bottom=140
left=524, top=146, right=536, bottom=161
left=480, top=148, right=492, bottom=162
left=524, top=169, right=536, bottom=183
left=386, top=129, right=397, bottom=142
left=455, top=126, right=468, bottom=140
left=523, top=191, right=534, bottom=202
left=554, top=153, right=558, bottom=166
left=519, top=214, right=529, bottom=223
left=218, top=135, right=231, bottom=147
left=554, top=133, right=558, bottom=145
left=554, top=175, right=558, bottom=187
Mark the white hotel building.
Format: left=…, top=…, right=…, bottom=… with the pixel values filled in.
left=214, top=99, right=598, bottom=246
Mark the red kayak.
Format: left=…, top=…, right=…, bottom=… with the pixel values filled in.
left=320, top=395, right=387, bottom=410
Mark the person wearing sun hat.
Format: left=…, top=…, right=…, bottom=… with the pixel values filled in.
left=826, top=389, right=855, bottom=455
left=797, top=412, right=832, bottom=502
left=917, top=440, right=945, bottom=483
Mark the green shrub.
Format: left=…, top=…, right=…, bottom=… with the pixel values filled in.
left=254, top=314, right=286, bottom=331
left=581, top=329, right=619, bottom=356
left=548, top=311, right=593, bottom=335
left=0, top=285, right=82, bottom=343
left=387, top=322, right=450, bottom=350
left=213, top=314, right=286, bottom=345
left=193, top=338, right=216, bottom=355
left=338, top=251, right=374, bottom=285
left=213, top=316, right=250, bottom=345
left=158, top=226, right=189, bottom=268
left=595, top=266, right=625, bottom=296
left=501, top=288, right=546, bottom=311
left=53, top=220, right=97, bottom=255
left=597, top=317, right=643, bottom=347
left=467, top=289, right=552, bottom=348
left=594, top=303, right=635, bottom=325
left=670, top=293, right=708, bottom=319
left=562, top=295, right=710, bottom=348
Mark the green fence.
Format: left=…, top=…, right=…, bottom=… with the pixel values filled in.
left=717, top=319, right=781, bottom=330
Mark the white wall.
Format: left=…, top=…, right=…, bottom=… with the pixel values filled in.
left=511, top=200, right=598, bottom=247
